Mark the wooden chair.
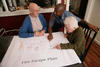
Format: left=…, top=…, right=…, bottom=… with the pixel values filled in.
left=78, top=20, right=100, bottom=62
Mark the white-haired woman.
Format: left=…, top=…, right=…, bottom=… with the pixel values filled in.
left=54, top=16, right=86, bottom=58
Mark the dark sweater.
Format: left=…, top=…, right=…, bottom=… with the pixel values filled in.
left=61, top=27, right=86, bottom=57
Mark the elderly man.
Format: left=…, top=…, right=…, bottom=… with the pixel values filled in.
left=48, top=3, right=81, bottom=41
left=19, top=3, right=47, bottom=38
left=54, top=16, right=86, bottom=58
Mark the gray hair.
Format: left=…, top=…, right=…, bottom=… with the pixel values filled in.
left=64, top=16, right=79, bottom=29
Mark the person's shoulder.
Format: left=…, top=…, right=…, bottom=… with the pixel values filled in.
left=50, top=13, right=56, bottom=19
left=77, top=27, right=84, bottom=35
left=24, top=15, right=30, bottom=20
left=76, top=27, right=82, bottom=32
left=38, top=13, right=46, bottom=21
left=51, top=13, right=54, bottom=16
left=78, top=27, right=83, bottom=31
left=64, top=11, right=72, bottom=14
left=39, top=13, right=44, bottom=17
left=23, top=15, right=31, bottom=24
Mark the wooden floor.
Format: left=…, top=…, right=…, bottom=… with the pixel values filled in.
left=83, top=42, right=100, bottom=67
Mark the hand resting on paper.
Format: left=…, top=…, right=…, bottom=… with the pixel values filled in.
left=54, top=44, right=61, bottom=49
left=34, top=30, right=45, bottom=36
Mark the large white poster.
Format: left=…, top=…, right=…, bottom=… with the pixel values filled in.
left=19, top=49, right=80, bottom=67
left=1, top=32, right=81, bottom=67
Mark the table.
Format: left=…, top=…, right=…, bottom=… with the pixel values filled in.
left=0, top=32, right=82, bottom=67
left=0, top=36, right=13, bottom=62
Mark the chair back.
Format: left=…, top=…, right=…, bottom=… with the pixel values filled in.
left=79, top=20, right=100, bottom=62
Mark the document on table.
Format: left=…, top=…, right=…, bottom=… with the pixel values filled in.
left=21, top=32, right=69, bottom=52
left=19, top=49, right=81, bottom=67
left=49, top=32, right=69, bottom=48
left=1, top=32, right=81, bottom=67
left=17, top=32, right=79, bottom=67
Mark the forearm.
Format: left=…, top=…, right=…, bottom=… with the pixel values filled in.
left=43, top=27, right=47, bottom=32
left=48, top=26, right=52, bottom=35
left=60, top=43, right=75, bottom=49
left=60, top=42, right=82, bottom=53
left=61, top=43, right=84, bottom=57
left=19, top=32, right=34, bottom=38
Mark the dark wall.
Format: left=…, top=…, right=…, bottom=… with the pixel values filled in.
left=0, top=13, right=51, bottom=36
left=79, top=0, right=88, bottom=18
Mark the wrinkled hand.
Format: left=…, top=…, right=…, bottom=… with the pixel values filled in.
left=34, top=30, right=45, bottom=37
left=54, top=45, right=61, bottom=49
left=34, top=32, right=40, bottom=36
left=40, top=30, right=45, bottom=36
left=48, top=34, right=53, bottom=41
left=64, top=34, right=68, bottom=38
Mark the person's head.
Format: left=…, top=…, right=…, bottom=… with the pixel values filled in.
left=29, top=3, right=39, bottom=17
left=64, top=16, right=79, bottom=33
left=54, top=3, right=65, bottom=16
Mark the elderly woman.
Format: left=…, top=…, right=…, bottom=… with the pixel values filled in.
left=54, top=16, right=86, bottom=58
left=19, top=3, right=47, bottom=38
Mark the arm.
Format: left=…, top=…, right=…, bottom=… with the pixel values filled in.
left=48, top=15, right=54, bottom=40
left=39, top=14, right=47, bottom=32
left=48, top=15, right=53, bottom=35
left=61, top=32, right=83, bottom=49
left=19, top=16, right=34, bottom=38
left=60, top=30, right=85, bottom=56
left=48, top=25, right=52, bottom=35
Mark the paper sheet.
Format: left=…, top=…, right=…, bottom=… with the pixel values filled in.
left=21, top=32, right=69, bottom=52
left=1, top=32, right=81, bottom=67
